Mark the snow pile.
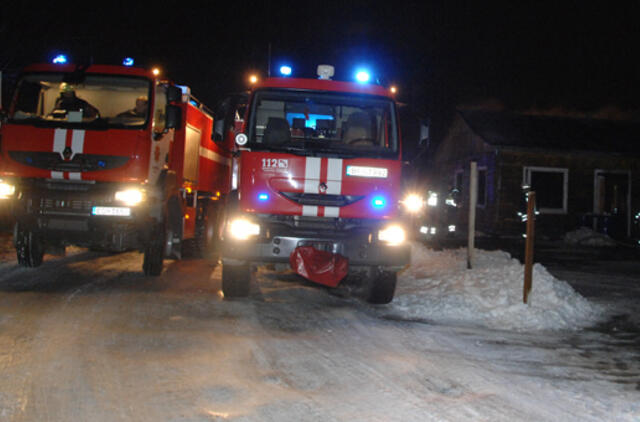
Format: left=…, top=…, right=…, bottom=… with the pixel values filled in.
left=564, top=226, right=617, bottom=247
left=391, top=243, right=602, bottom=331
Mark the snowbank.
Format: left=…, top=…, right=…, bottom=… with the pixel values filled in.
left=390, top=243, right=602, bottom=331
left=564, top=226, right=617, bottom=247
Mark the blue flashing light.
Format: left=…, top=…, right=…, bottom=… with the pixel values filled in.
left=122, top=57, right=134, bottom=66
left=355, top=69, right=371, bottom=83
left=258, top=193, right=269, bottom=201
left=279, top=65, right=292, bottom=76
left=372, top=196, right=386, bottom=209
left=52, top=54, right=68, bottom=64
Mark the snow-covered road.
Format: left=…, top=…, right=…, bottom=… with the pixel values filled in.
left=0, top=239, right=639, bottom=421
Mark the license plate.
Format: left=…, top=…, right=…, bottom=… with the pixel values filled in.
left=92, top=206, right=131, bottom=217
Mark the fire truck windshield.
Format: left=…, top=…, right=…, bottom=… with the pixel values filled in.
left=248, top=90, right=398, bottom=158
left=10, top=73, right=151, bottom=129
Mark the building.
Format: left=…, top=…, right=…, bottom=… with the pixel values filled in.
left=431, top=110, right=640, bottom=239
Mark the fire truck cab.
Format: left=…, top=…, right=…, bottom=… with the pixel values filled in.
left=217, top=65, right=410, bottom=304
left=0, top=62, right=230, bottom=274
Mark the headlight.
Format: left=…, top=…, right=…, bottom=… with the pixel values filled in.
left=401, top=193, right=425, bottom=213
left=228, top=218, right=260, bottom=240
left=114, top=188, right=145, bottom=206
left=0, top=181, right=16, bottom=199
left=378, top=224, right=406, bottom=246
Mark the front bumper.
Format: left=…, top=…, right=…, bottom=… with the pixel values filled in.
left=222, top=229, right=410, bottom=270
left=11, top=179, right=155, bottom=250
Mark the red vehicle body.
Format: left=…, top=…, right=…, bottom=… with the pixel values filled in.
left=0, top=63, right=230, bottom=274
left=217, top=70, right=410, bottom=303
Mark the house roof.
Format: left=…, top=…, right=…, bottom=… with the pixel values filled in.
left=459, top=110, right=640, bottom=155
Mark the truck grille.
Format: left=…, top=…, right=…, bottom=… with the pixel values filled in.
left=41, top=198, right=93, bottom=215
left=9, top=151, right=129, bottom=172
left=279, top=192, right=364, bottom=207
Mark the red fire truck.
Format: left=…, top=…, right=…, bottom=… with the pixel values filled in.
left=0, top=62, right=230, bottom=274
left=215, top=65, right=410, bottom=304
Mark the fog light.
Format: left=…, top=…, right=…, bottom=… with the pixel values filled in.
left=378, top=224, right=406, bottom=246
left=229, top=218, right=260, bottom=240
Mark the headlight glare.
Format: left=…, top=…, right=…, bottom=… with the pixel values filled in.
left=228, top=218, right=260, bottom=240
left=114, top=188, right=145, bottom=206
left=378, top=224, right=406, bottom=246
left=0, top=181, right=16, bottom=199
left=402, top=193, right=425, bottom=213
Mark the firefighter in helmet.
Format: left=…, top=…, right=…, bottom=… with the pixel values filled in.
left=52, top=83, right=99, bottom=118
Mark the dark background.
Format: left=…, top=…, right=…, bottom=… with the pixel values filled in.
left=2, top=1, right=639, bottom=145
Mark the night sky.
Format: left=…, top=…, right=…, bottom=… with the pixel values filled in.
left=2, top=1, right=639, bottom=141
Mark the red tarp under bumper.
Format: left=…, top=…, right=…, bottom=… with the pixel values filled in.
left=289, top=246, right=349, bottom=287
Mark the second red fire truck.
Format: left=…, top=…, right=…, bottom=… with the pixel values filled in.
left=215, top=65, right=410, bottom=304
left=0, top=61, right=231, bottom=274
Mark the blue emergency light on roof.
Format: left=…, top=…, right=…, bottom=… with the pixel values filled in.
left=355, top=69, right=371, bottom=83
left=122, top=57, right=134, bottom=66
left=258, top=193, right=269, bottom=201
left=52, top=54, right=68, bottom=64
left=372, top=196, right=386, bottom=209
left=279, top=65, right=292, bottom=76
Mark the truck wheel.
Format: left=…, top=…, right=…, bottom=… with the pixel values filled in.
left=195, top=203, right=219, bottom=259
left=143, top=222, right=165, bottom=276
left=365, top=269, right=397, bottom=304
left=221, top=263, right=251, bottom=298
left=14, top=224, right=44, bottom=268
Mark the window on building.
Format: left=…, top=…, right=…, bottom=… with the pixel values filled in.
left=523, top=166, right=568, bottom=214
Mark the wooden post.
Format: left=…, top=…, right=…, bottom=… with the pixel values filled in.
left=523, top=191, right=536, bottom=304
left=467, top=161, right=477, bottom=269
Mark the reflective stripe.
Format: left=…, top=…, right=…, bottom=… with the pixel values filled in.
left=52, top=129, right=67, bottom=178
left=326, top=158, right=343, bottom=195
left=304, top=157, right=321, bottom=194
left=302, top=205, right=318, bottom=216
left=68, top=172, right=82, bottom=180
left=324, top=207, right=340, bottom=217
left=199, top=146, right=232, bottom=166
left=70, top=129, right=85, bottom=159
left=53, top=129, right=66, bottom=155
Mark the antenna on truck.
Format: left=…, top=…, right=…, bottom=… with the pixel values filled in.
left=267, top=42, right=272, bottom=78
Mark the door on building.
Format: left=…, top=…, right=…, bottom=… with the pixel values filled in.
left=594, top=171, right=630, bottom=239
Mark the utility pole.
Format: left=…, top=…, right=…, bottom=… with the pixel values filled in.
left=523, top=191, right=536, bottom=304
left=467, top=161, right=477, bottom=269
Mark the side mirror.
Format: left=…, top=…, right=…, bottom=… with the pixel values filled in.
left=165, top=105, right=182, bottom=129
left=167, top=86, right=182, bottom=103
left=212, top=119, right=225, bottom=142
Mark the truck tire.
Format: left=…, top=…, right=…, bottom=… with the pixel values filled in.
left=365, top=269, right=397, bottom=304
left=195, top=202, right=219, bottom=259
left=221, top=263, right=251, bottom=298
left=14, top=223, right=44, bottom=268
left=143, top=222, right=165, bottom=276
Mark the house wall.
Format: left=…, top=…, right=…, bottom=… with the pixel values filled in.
left=432, top=113, right=640, bottom=239
left=431, top=115, right=500, bottom=235
left=497, top=149, right=640, bottom=239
